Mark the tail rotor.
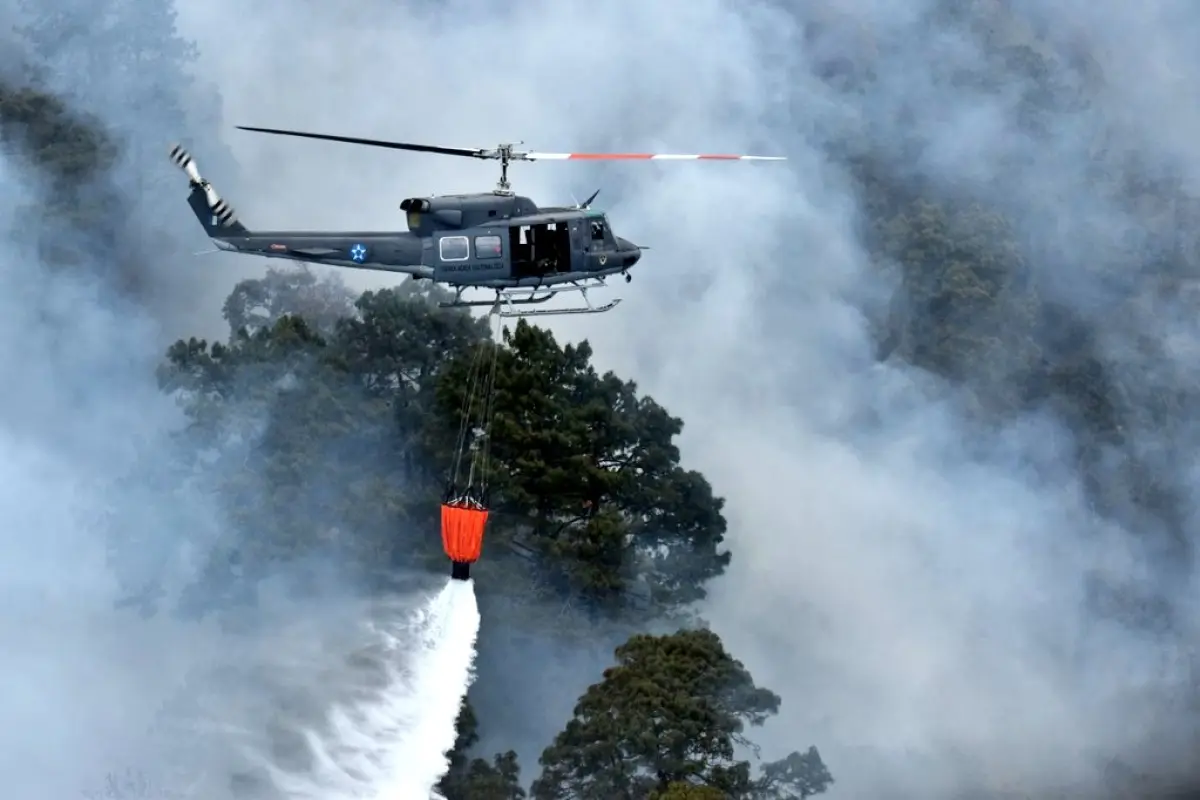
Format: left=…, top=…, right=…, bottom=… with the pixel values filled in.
left=168, top=143, right=240, bottom=228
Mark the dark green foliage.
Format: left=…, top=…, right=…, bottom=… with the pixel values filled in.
left=161, top=316, right=393, bottom=567
left=651, top=784, right=727, bottom=800
left=0, top=79, right=115, bottom=183
left=755, top=748, right=835, bottom=799
left=157, top=293, right=472, bottom=585
left=531, top=628, right=830, bottom=799
left=14, top=0, right=237, bottom=309
left=155, top=275, right=730, bottom=616
left=338, top=281, right=489, bottom=446
left=142, top=267, right=797, bottom=792
left=877, top=197, right=1040, bottom=413
left=438, top=701, right=527, bottom=799
left=436, top=320, right=729, bottom=607
left=456, top=753, right=526, bottom=799
left=0, top=76, right=120, bottom=270
left=439, top=700, right=482, bottom=793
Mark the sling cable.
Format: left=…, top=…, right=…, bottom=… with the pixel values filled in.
left=441, top=315, right=501, bottom=581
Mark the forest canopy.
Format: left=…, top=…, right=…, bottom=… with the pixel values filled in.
left=157, top=270, right=732, bottom=611
left=155, top=267, right=829, bottom=798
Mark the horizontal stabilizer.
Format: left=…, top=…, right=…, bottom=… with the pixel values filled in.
left=290, top=247, right=341, bottom=257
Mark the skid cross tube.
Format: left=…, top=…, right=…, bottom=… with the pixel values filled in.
left=439, top=278, right=621, bottom=317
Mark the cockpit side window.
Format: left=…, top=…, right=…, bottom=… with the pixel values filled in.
left=589, top=219, right=607, bottom=241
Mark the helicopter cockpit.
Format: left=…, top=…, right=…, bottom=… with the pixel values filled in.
left=588, top=215, right=614, bottom=247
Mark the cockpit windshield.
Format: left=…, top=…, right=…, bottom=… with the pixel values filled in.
left=588, top=215, right=610, bottom=243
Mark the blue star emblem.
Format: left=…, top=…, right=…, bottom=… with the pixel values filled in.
left=350, top=243, right=367, bottom=262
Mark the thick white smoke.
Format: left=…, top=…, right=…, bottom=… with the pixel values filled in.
left=0, top=130, right=480, bottom=799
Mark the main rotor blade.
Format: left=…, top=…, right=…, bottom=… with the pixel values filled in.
left=236, top=126, right=486, bottom=159
left=522, top=151, right=786, bottom=161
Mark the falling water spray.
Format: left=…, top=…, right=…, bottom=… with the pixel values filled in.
left=261, top=579, right=480, bottom=799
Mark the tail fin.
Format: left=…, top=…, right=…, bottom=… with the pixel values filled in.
left=168, top=143, right=248, bottom=236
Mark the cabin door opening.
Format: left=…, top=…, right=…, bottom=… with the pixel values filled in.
left=511, top=222, right=572, bottom=279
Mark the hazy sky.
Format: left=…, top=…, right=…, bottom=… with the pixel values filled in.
left=4, top=0, right=1200, bottom=797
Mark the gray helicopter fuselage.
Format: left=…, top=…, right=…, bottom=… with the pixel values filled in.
left=188, top=184, right=641, bottom=289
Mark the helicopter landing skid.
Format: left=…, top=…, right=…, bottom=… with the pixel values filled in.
left=439, top=279, right=621, bottom=318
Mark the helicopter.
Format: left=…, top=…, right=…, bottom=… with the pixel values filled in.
left=169, top=126, right=786, bottom=316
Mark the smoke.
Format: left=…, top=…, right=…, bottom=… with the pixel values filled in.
left=5, top=0, right=249, bottom=342
left=0, top=138, right=240, bottom=794
left=153, top=0, right=1200, bottom=797
left=0, top=127, right=195, bottom=799
left=0, top=50, right=460, bottom=800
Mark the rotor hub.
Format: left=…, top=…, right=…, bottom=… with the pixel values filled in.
left=484, top=142, right=528, bottom=193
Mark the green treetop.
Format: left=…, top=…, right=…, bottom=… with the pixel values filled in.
left=531, top=628, right=832, bottom=799
left=436, top=319, right=729, bottom=609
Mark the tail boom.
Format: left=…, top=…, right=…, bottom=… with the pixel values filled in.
left=168, top=141, right=433, bottom=278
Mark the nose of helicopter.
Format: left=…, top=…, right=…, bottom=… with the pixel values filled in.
left=616, top=237, right=641, bottom=268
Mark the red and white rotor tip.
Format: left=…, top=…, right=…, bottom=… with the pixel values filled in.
left=521, top=151, right=786, bottom=161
